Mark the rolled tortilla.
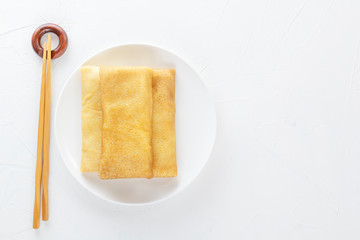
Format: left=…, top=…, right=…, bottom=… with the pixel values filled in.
left=80, top=66, right=102, bottom=172
left=152, top=69, right=177, bottom=177
left=98, top=66, right=153, bottom=179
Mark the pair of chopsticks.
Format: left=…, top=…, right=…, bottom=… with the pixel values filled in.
left=33, top=34, right=51, bottom=229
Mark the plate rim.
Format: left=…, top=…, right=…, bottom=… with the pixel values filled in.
left=54, top=42, right=217, bottom=206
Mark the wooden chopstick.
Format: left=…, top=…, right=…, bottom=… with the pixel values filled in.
left=33, top=35, right=52, bottom=228
left=42, top=34, right=51, bottom=221
left=33, top=41, right=47, bottom=229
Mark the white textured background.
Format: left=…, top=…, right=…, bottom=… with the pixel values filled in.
left=1, top=0, right=360, bottom=239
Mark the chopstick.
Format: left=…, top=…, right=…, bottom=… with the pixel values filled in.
left=42, top=34, right=51, bottom=221
left=33, top=41, right=47, bottom=229
left=33, top=35, right=51, bottom=229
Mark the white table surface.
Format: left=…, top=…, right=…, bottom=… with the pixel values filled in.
left=2, top=0, right=360, bottom=239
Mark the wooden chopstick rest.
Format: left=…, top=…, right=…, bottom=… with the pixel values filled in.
left=31, top=23, right=68, bottom=59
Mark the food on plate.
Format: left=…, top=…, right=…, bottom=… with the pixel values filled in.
left=80, top=65, right=177, bottom=179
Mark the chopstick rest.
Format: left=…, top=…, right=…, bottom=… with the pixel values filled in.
left=32, top=23, right=68, bottom=59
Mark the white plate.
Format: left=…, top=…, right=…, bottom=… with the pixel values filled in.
left=55, top=43, right=216, bottom=205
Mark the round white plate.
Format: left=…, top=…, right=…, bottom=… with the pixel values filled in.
left=55, top=43, right=216, bottom=205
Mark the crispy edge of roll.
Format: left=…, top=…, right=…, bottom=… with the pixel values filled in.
left=152, top=69, right=177, bottom=177
left=80, top=66, right=102, bottom=172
